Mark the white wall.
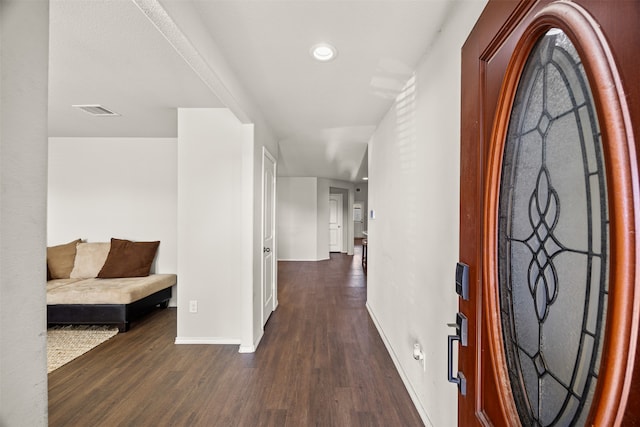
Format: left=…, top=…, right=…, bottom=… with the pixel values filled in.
left=277, top=177, right=319, bottom=261
left=366, top=2, right=487, bottom=426
left=354, top=182, right=368, bottom=237
left=176, top=108, right=253, bottom=345
left=48, top=138, right=177, bottom=268
left=317, top=180, right=330, bottom=258
left=277, top=177, right=355, bottom=261
left=154, top=1, right=280, bottom=351
left=0, top=1, right=49, bottom=425
left=48, top=137, right=178, bottom=305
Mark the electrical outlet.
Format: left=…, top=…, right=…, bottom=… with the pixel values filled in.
left=189, top=300, right=198, bottom=313
left=413, top=343, right=426, bottom=372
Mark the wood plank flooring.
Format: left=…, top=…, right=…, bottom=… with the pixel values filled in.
left=48, top=247, right=424, bottom=426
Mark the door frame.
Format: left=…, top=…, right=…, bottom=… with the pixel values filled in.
left=329, top=192, right=344, bottom=253
left=353, top=202, right=364, bottom=238
left=261, top=147, right=277, bottom=327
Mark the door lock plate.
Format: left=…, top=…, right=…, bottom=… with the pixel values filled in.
left=456, top=262, right=470, bottom=300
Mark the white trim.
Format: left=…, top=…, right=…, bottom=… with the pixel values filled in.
left=263, top=146, right=277, bottom=164
left=328, top=192, right=344, bottom=253
left=240, top=123, right=255, bottom=355
left=175, top=337, right=241, bottom=345
left=277, top=257, right=330, bottom=262
left=366, top=302, right=434, bottom=427
left=239, top=329, right=264, bottom=353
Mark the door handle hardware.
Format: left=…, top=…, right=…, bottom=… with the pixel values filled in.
left=263, top=247, right=271, bottom=253
left=454, top=312, right=468, bottom=346
left=456, top=262, right=470, bottom=300
left=447, top=312, right=468, bottom=395
left=447, top=338, right=467, bottom=396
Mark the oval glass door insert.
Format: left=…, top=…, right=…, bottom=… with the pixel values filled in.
left=498, top=28, right=609, bottom=426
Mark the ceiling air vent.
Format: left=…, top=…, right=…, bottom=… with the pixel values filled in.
left=72, top=104, right=120, bottom=116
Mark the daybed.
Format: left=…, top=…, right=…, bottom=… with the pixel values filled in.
left=46, top=238, right=176, bottom=332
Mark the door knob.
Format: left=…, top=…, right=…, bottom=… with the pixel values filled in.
left=263, top=247, right=271, bottom=253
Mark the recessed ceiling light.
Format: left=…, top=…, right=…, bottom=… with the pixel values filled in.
left=362, top=177, right=369, bottom=181
left=311, top=43, right=337, bottom=62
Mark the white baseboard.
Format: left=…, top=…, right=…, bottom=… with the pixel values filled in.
left=174, top=337, right=241, bottom=345
left=366, top=303, right=433, bottom=427
left=239, top=329, right=264, bottom=353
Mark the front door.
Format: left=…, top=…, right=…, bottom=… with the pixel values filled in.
left=262, top=148, right=276, bottom=326
left=459, top=0, right=640, bottom=425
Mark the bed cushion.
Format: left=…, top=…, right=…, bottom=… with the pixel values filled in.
left=97, top=238, right=160, bottom=278
left=47, top=239, right=82, bottom=279
left=70, top=242, right=111, bottom=279
left=46, top=274, right=176, bottom=305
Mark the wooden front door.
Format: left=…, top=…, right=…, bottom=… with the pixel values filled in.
left=459, top=0, right=640, bottom=425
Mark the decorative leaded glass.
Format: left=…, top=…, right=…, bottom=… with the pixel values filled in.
left=498, top=29, right=609, bottom=426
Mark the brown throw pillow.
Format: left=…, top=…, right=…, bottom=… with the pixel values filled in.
left=47, top=239, right=82, bottom=279
left=97, top=238, right=160, bottom=278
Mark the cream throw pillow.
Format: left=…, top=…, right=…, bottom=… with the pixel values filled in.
left=70, top=242, right=111, bottom=279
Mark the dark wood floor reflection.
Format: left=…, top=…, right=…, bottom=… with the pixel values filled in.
left=48, top=246, right=424, bottom=426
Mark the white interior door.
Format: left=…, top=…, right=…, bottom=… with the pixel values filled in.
left=262, top=149, right=276, bottom=326
left=329, top=193, right=343, bottom=252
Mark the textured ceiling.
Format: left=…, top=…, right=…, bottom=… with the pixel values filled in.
left=192, top=0, right=452, bottom=181
left=48, top=0, right=455, bottom=181
left=48, top=0, right=223, bottom=138
left=193, top=1, right=447, bottom=139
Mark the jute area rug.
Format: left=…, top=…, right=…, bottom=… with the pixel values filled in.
left=47, top=325, right=119, bottom=373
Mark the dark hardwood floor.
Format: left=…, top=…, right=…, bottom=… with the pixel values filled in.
left=48, top=245, right=424, bottom=426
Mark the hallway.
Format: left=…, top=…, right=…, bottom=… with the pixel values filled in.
left=48, top=247, right=423, bottom=426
